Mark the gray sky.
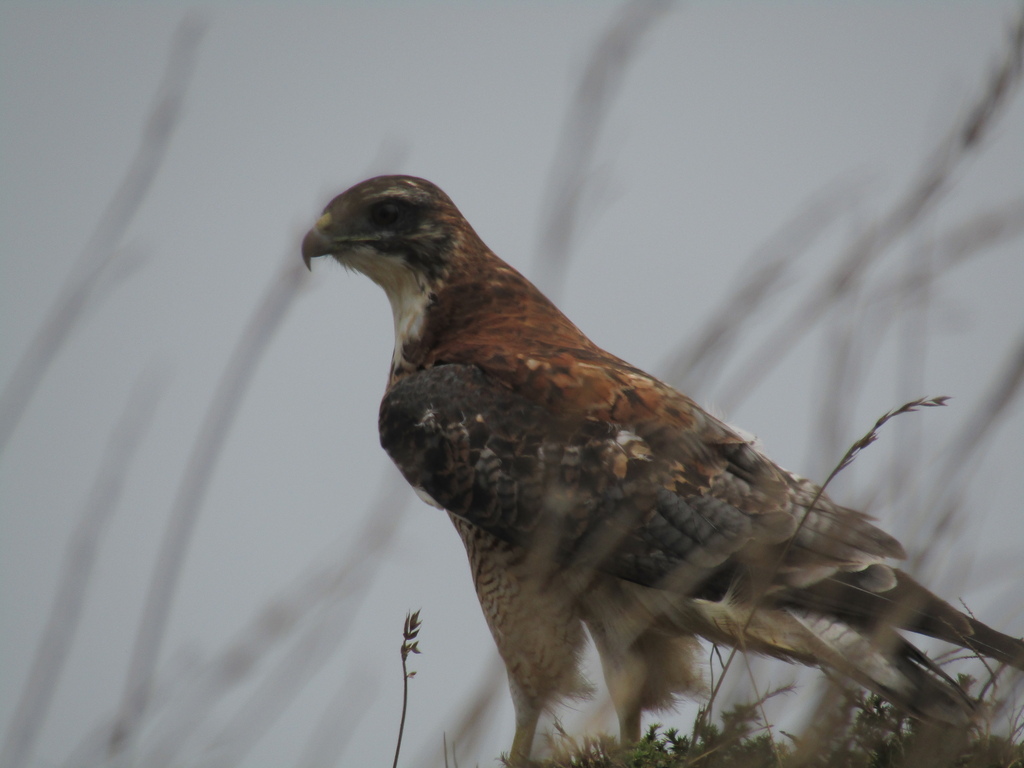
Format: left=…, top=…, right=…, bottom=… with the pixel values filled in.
left=2, top=3, right=1023, bottom=767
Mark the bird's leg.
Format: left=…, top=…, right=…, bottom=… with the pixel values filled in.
left=583, top=589, right=705, bottom=750
left=599, top=655, right=645, bottom=746
left=585, top=613, right=647, bottom=747
left=617, top=704, right=642, bottom=745
left=451, top=518, right=591, bottom=763
left=508, top=699, right=540, bottom=765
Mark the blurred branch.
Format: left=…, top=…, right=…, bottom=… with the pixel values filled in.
left=0, top=370, right=167, bottom=768
left=192, top=589, right=369, bottom=767
left=915, top=328, right=1024, bottom=559
left=808, top=282, right=878, bottom=478
left=879, top=202, right=1024, bottom=521
left=532, top=0, right=674, bottom=299
left=873, top=199, right=1024, bottom=309
left=0, top=17, right=205, bottom=455
left=296, top=666, right=379, bottom=768
left=412, top=656, right=507, bottom=768
left=657, top=177, right=868, bottom=394
left=945, top=329, right=1024, bottom=463
left=716, top=7, right=1024, bottom=410
left=136, top=474, right=409, bottom=767
left=795, top=199, right=1024, bottom=513
left=59, top=656, right=199, bottom=768
left=108, top=255, right=310, bottom=760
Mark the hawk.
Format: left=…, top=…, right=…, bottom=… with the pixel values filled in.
left=302, top=175, right=1024, bottom=762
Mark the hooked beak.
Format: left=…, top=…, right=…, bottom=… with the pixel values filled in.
left=301, top=212, right=334, bottom=270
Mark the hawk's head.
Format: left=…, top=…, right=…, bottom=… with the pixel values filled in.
left=302, top=175, right=466, bottom=285
left=304, top=175, right=579, bottom=382
left=303, top=175, right=493, bottom=377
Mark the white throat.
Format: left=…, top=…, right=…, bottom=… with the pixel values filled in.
left=345, top=250, right=431, bottom=371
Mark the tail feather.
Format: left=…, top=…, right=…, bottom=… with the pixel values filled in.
left=648, top=593, right=977, bottom=724
left=633, top=563, right=1023, bottom=725
left=778, top=568, right=1024, bottom=670
left=785, top=608, right=976, bottom=724
left=960, top=615, right=1024, bottom=669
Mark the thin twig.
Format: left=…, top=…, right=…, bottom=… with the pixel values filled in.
left=392, top=610, right=423, bottom=768
left=815, top=396, right=950, bottom=490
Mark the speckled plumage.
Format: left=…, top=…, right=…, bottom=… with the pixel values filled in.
left=303, top=175, right=1024, bottom=763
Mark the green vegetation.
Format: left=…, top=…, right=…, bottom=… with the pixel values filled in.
left=518, top=693, right=1024, bottom=768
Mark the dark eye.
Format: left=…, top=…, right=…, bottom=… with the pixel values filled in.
left=370, top=200, right=402, bottom=227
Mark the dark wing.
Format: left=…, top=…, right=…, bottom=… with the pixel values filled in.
left=380, top=364, right=1024, bottom=721
left=378, top=364, right=902, bottom=597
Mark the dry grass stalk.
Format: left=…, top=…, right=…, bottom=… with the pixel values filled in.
left=393, top=610, right=423, bottom=768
